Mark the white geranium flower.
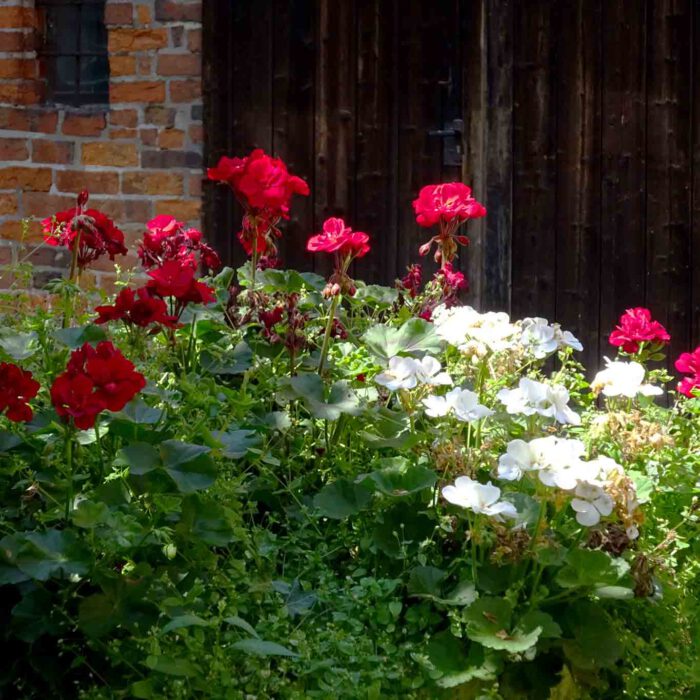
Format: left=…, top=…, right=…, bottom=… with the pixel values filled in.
left=532, top=437, right=588, bottom=490
left=497, top=435, right=584, bottom=482
left=497, top=378, right=581, bottom=425
left=591, top=359, right=663, bottom=398
left=412, top=356, right=452, bottom=387
left=442, top=476, right=518, bottom=521
left=422, top=388, right=493, bottom=422
left=497, top=439, right=535, bottom=481
left=433, top=305, right=519, bottom=353
left=570, top=481, right=614, bottom=526
left=558, top=328, right=583, bottom=352
left=375, top=355, right=451, bottom=391
left=520, top=318, right=583, bottom=358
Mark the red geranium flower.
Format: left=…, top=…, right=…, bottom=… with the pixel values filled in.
left=0, top=363, right=40, bottom=423
left=94, top=287, right=179, bottom=329
left=306, top=218, right=370, bottom=259
left=609, top=307, right=670, bottom=354
left=208, top=149, right=309, bottom=259
left=675, top=346, right=700, bottom=397
left=412, top=182, right=486, bottom=265
left=434, top=262, right=467, bottom=305
left=138, top=215, right=221, bottom=272
left=146, top=261, right=216, bottom=316
left=399, top=264, right=423, bottom=299
left=51, top=342, right=145, bottom=429
left=42, top=192, right=127, bottom=272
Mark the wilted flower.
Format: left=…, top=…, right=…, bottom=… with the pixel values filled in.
left=591, top=359, right=663, bottom=398
left=442, top=476, right=517, bottom=521
left=497, top=378, right=581, bottom=425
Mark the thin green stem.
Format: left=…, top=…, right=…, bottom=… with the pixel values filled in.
left=94, top=420, right=105, bottom=481
left=64, top=427, right=75, bottom=521
left=62, top=229, right=82, bottom=329
left=318, top=293, right=341, bottom=375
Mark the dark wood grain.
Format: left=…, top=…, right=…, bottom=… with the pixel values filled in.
left=693, top=0, right=700, bottom=347
left=554, top=0, right=602, bottom=371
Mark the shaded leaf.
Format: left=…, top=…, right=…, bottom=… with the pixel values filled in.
left=314, top=479, right=373, bottom=519
left=231, top=639, right=299, bottom=658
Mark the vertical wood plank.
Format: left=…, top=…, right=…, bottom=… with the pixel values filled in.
left=483, top=0, right=513, bottom=313
left=554, top=0, right=602, bottom=372
left=510, top=0, right=557, bottom=321
left=314, top=0, right=357, bottom=277
left=693, top=0, right=700, bottom=347
left=272, top=0, right=315, bottom=272
left=599, top=0, right=647, bottom=360
left=646, top=0, right=692, bottom=369
left=355, top=0, right=398, bottom=283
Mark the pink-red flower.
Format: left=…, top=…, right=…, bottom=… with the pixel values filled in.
left=675, top=347, right=700, bottom=397
left=42, top=192, right=127, bottom=272
left=0, top=363, right=40, bottom=422
left=434, top=262, right=467, bottom=304
left=51, top=342, right=146, bottom=429
left=208, top=149, right=309, bottom=259
left=94, top=287, right=179, bottom=329
left=306, top=218, right=370, bottom=259
left=609, top=308, right=670, bottom=354
left=412, top=182, right=486, bottom=265
left=138, top=215, right=221, bottom=272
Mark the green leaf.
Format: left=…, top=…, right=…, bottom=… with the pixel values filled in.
left=224, top=615, right=259, bottom=638
left=72, top=500, right=110, bottom=529
left=372, top=502, right=434, bottom=558
left=628, top=470, right=654, bottom=504
left=0, top=329, right=38, bottom=360
left=114, top=399, right=163, bottom=425
left=160, top=440, right=211, bottom=468
left=407, top=566, right=446, bottom=597
left=161, top=614, right=210, bottom=634
left=145, top=655, right=199, bottom=677
left=463, top=597, right=541, bottom=653
left=179, top=495, right=236, bottom=546
left=131, top=680, right=154, bottom=699
left=367, top=459, right=436, bottom=496
left=200, top=341, right=253, bottom=375
left=53, top=324, right=107, bottom=349
left=115, top=443, right=160, bottom=476
left=0, top=430, right=22, bottom=453
left=163, top=452, right=217, bottom=493
left=314, top=479, right=373, bottom=519
left=283, top=374, right=362, bottom=420
left=363, top=318, right=441, bottom=361
left=555, top=549, right=629, bottom=589
left=519, top=610, right=562, bottom=639
left=353, top=284, right=399, bottom=306
left=562, top=600, right=622, bottom=670
left=360, top=407, right=419, bottom=450
left=426, top=632, right=499, bottom=688
left=213, top=428, right=261, bottom=459
left=231, top=639, right=300, bottom=658
left=78, top=593, right=119, bottom=638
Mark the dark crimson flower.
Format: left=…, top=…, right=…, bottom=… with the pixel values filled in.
left=259, top=306, right=284, bottom=339
left=675, top=346, right=700, bottom=397
left=146, top=261, right=216, bottom=316
left=208, top=149, right=309, bottom=259
left=609, top=307, right=671, bottom=354
left=42, top=192, right=127, bottom=272
left=51, top=342, right=145, bottom=429
left=434, top=262, right=467, bottom=304
left=0, top=363, right=40, bottom=422
left=306, top=217, right=370, bottom=259
left=399, top=264, right=423, bottom=299
left=94, top=287, right=179, bottom=329
left=412, top=182, right=485, bottom=265
left=138, top=215, right=221, bottom=272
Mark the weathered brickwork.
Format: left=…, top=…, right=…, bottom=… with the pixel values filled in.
left=0, top=0, right=203, bottom=293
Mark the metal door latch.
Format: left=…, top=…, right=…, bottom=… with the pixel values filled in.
left=428, top=119, right=463, bottom=167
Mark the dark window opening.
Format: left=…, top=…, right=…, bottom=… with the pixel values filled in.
left=38, top=0, right=109, bottom=106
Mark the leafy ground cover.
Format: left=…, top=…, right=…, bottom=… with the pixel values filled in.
left=0, top=155, right=698, bottom=699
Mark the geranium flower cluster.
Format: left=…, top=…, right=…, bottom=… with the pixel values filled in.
left=42, top=191, right=127, bottom=273
left=50, top=342, right=146, bottom=430
left=208, top=148, right=309, bottom=258
left=374, top=355, right=451, bottom=392
left=94, top=287, right=178, bottom=330
left=609, top=307, right=670, bottom=354
left=675, top=347, right=700, bottom=398
left=413, top=182, right=486, bottom=265
left=0, top=362, right=40, bottom=423
left=138, top=215, right=221, bottom=271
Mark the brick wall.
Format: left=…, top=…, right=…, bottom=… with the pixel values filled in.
left=0, top=0, right=203, bottom=292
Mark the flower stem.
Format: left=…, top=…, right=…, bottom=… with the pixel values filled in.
left=64, top=427, right=75, bottom=521
left=318, top=293, right=341, bottom=375
left=62, top=229, right=82, bottom=329
left=94, top=420, right=105, bottom=480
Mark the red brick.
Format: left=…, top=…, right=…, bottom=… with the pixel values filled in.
left=144, top=105, right=175, bottom=127
left=0, top=138, right=28, bottom=161
left=154, top=199, right=200, bottom=222
left=62, top=113, right=106, bottom=136
left=108, top=28, right=168, bottom=52
left=0, top=194, right=18, bottom=216
left=137, top=55, right=152, bottom=75
left=154, top=1, right=200, bottom=22
left=187, top=29, right=201, bottom=53
left=32, top=139, right=74, bottom=164
left=169, top=80, right=201, bottom=102
left=0, top=245, right=14, bottom=266
left=90, top=197, right=151, bottom=222
left=0, top=82, right=43, bottom=105
left=22, top=193, right=74, bottom=218
left=156, top=53, right=200, bottom=77
left=139, top=128, right=157, bottom=146
left=0, top=219, right=43, bottom=243
left=0, top=7, right=35, bottom=28
left=108, top=128, right=136, bottom=139
left=0, top=31, right=32, bottom=52
left=56, top=170, right=120, bottom=195
left=0, top=58, right=35, bottom=79
left=0, top=167, right=52, bottom=191
left=0, top=107, right=58, bottom=134
left=189, top=174, right=202, bottom=197
left=110, top=81, right=165, bottom=104
left=170, top=25, right=184, bottom=48
left=122, top=170, right=183, bottom=195
left=109, top=108, right=138, bottom=128
left=158, top=128, right=184, bottom=149
left=136, top=4, right=152, bottom=24
left=109, top=55, right=136, bottom=77
left=82, top=142, right=138, bottom=166
left=104, top=3, right=133, bottom=24
left=188, top=124, right=203, bottom=144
